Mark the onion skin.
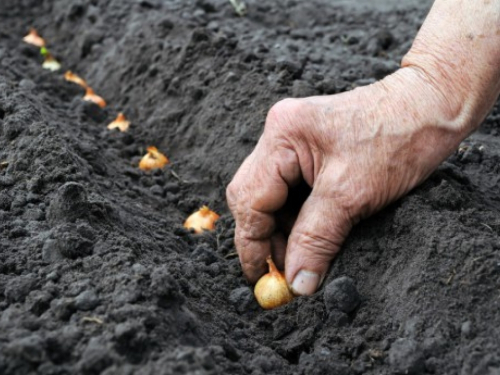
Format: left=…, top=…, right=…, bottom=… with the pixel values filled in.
left=183, top=206, right=219, bottom=233
left=139, top=146, right=169, bottom=171
left=254, top=256, right=294, bottom=310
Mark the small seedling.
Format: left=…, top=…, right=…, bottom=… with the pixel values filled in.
left=40, top=47, right=61, bottom=71
left=228, top=0, right=247, bottom=16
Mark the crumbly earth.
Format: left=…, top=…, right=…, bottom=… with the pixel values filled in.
left=1, top=0, right=499, bottom=374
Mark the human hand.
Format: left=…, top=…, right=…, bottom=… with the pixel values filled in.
left=226, top=67, right=468, bottom=296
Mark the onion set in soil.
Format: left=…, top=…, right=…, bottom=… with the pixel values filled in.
left=107, top=113, right=130, bottom=132
left=254, top=256, right=294, bottom=309
left=64, top=71, right=88, bottom=88
left=23, top=28, right=45, bottom=47
left=139, top=146, right=169, bottom=171
left=83, top=87, right=106, bottom=108
left=184, top=206, right=220, bottom=233
left=41, top=47, right=61, bottom=71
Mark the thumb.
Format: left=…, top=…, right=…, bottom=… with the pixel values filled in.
left=285, top=193, right=353, bottom=296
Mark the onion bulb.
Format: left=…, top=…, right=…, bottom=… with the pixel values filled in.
left=64, top=71, right=88, bottom=88
left=23, top=28, right=46, bottom=47
left=139, top=146, right=169, bottom=171
left=107, top=112, right=130, bottom=132
left=183, top=206, right=219, bottom=233
left=42, top=54, right=61, bottom=71
left=83, top=87, right=106, bottom=108
left=254, top=256, right=294, bottom=310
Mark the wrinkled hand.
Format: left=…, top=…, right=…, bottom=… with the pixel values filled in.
left=227, top=67, right=465, bottom=296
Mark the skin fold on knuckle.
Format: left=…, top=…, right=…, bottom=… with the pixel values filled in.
left=291, top=229, right=342, bottom=259
left=287, top=196, right=352, bottom=265
left=273, top=143, right=303, bottom=184
left=238, top=208, right=275, bottom=240
left=265, top=98, right=307, bottom=140
left=286, top=229, right=340, bottom=281
left=267, top=98, right=300, bottom=122
left=234, top=231, right=254, bottom=259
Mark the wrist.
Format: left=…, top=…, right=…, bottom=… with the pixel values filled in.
left=365, top=67, right=470, bottom=166
left=400, top=0, right=500, bottom=140
left=400, top=52, right=479, bottom=139
left=382, top=66, right=468, bottom=141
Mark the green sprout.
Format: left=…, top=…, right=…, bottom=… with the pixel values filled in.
left=228, top=0, right=247, bottom=16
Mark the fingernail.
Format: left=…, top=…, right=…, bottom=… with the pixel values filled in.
left=291, top=270, right=320, bottom=296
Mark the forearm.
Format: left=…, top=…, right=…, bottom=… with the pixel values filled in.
left=402, top=0, right=500, bottom=138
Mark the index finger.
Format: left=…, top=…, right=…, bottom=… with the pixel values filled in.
left=226, top=140, right=301, bottom=283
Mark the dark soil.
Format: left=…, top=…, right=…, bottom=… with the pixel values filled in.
left=1, top=0, right=499, bottom=374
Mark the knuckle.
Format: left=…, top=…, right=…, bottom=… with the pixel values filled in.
left=291, top=229, right=342, bottom=258
left=332, top=191, right=366, bottom=226
left=271, top=98, right=300, bottom=113
left=226, top=187, right=239, bottom=216
left=266, top=98, right=304, bottom=131
left=239, top=215, right=258, bottom=238
left=237, top=210, right=274, bottom=240
left=234, top=231, right=249, bottom=251
left=226, top=181, right=238, bottom=205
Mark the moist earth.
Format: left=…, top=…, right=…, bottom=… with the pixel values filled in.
left=1, top=0, right=499, bottom=374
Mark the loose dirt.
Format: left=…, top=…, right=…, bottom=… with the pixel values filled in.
left=1, top=0, right=499, bottom=374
